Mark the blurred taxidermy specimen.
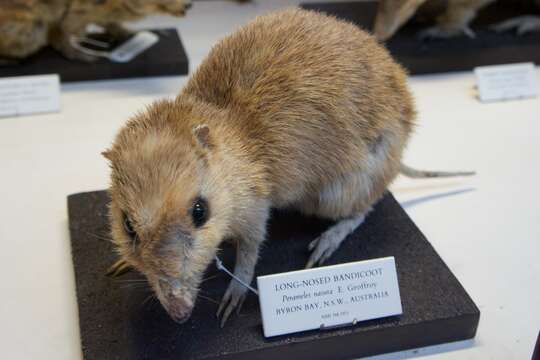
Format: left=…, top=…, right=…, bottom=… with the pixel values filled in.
left=104, top=8, right=473, bottom=327
left=0, top=0, right=193, bottom=63
left=374, top=0, right=540, bottom=41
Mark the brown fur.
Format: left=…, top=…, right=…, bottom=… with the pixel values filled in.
left=105, top=8, right=416, bottom=325
left=0, top=0, right=192, bottom=61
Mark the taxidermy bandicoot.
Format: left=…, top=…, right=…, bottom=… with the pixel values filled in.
left=374, top=0, right=540, bottom=41
left=104, top=8, right=473, bottom=327
left=0, top=0, right=193, bottom=62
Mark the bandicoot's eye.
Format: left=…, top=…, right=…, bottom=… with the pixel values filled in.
left=123, top=213, right=137, bottom=239
left=191, top=197, right=209, bottom=228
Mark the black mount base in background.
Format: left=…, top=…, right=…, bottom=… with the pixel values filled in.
left=68, top=191, right=479, bottom=359
left=0, top=29, right=188, bottom=82
left=301, top=1, right=540, bottom=75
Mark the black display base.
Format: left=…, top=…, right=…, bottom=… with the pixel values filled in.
left=301, top=1, right=540, bottom=75
left=68, top=191, right=479, bottom=360
left=0, top=29, right=188, bottom=82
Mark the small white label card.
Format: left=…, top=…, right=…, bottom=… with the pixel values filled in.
left=0, top=74, right=61, bottom=118
left=257, top=256, right=402, bottom=337
left=474, top=62, right=538, bottom=103
left=109, top=31, right=159, bottom=63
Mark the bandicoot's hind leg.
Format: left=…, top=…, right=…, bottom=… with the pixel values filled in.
left=300, top=169, right=386, bottom=269
left=300, top=126, right=407, bottom=268
left=306, top=213, right=368, bottom=268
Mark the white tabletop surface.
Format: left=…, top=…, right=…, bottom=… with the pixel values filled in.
left=1, top=1, right=539, bottom=359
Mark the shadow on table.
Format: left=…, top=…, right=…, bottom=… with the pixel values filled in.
left=365, top=339, right=476, bottom=359
left=399, top=188, right=476, bottom=209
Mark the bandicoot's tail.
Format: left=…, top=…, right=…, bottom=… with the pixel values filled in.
left=400, top=163, right=476, bottom=179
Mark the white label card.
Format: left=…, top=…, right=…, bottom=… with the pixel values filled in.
left=0, top=74, right=61, bottom=118
left=474, top=62, right=538, bottom=103
left=109, top=31, right=159, bottom=63
left=257, top=257, right=402, bottom=337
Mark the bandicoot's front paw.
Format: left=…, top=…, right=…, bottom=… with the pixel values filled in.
left=216, top=280, right=247, bottom=327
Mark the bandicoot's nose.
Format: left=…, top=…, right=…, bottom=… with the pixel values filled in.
left=167, top=297, right=194, bottom=324
left=159, top=279, right=194, bottom=323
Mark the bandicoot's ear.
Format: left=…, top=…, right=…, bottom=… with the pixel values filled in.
left=101, top=149, right=114, bottom=161
left=192, top=124, right=212, bottom=149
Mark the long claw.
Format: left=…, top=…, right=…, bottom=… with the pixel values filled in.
left=308, top=238, right=319, bottom=251
left=216, top=292, right=229, bottom=318
left=236, top=295, right=246, bottom=315
left=106, top=259, right=131, bottom=277
left=306, top=232, right=344, bottom=269
left=220, top=302, right=236, bottom=328
left=217, top=281, right=248, bottom=327
left=306, top=215, right=365, bottom=269
left=306, top=251, right=318, bottom=269
left=306, top=236, right=331, bottom=269
left=318, top=248, right=334, bottom=265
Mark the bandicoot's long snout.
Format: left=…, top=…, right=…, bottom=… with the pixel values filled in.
left=158, top=279, right=194, bottom=323
left=165, top=297, right=193, bottom=323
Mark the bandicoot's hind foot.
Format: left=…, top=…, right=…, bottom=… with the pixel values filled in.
left=106, top=259, right=131, bottom=277
left=306, top=214, right=366, bottom=269
left=420, top=24, right=475, bottom=39
left=216, top=280, right=247, bottom=328
left=491, top=16, right=540, bottom=35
